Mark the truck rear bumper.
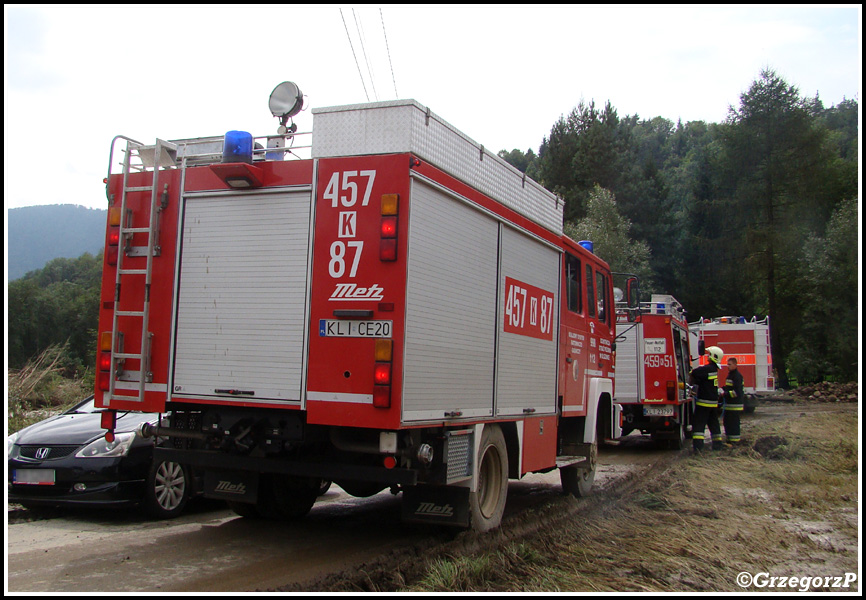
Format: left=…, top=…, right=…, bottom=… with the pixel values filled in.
left=153, top=447, right=418, bottom=486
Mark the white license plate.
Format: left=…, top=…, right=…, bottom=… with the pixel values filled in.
left=319, top=320, right=392, bottom=338
left=13, top=469, right=56, bottom=485
left=643, top=405, right=675, bottom=417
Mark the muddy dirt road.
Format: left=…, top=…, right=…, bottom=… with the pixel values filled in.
left=7, top=436, right=667, bottom=592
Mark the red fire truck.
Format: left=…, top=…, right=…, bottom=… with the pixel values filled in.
left=689, top=316, right=774, bottom=412
left=94, top=83, right=615, bottom=531
left=604, top=293, right=696, bottom=449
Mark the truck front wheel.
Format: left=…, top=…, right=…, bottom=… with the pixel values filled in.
left=560, top=439, right=597, bottom=497
left=468, top=425, right=508, bottom=532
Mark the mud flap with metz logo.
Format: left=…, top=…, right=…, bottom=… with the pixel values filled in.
left=401, top=485, right=470, bottom=527
left=204, top=470, right=259, bottom=503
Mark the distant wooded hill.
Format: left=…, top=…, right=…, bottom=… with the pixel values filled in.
left=7, top=205, right=107, bottom=280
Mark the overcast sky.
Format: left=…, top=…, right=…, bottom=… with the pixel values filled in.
left=4, top=4, right=861, bottom=212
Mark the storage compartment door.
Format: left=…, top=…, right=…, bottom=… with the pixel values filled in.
left=614, top=322, right=642, bottom=403
left=172, top=190, right=311, bottom=402
left=402, top=180, right=499, bottom=421
left=495, top=226, right=560, bottom=416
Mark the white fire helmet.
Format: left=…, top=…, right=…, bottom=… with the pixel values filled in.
left=706, top=346, right=724, bottom=366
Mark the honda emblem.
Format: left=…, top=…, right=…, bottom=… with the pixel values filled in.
left=35, top=447, right=51, bottom=460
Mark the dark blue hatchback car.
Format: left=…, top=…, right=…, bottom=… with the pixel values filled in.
left=8, top=396, right=196, bottom=518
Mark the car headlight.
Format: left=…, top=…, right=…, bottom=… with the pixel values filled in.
left=8, top=431, right=20, bottom=458
left=75, top=432, right=136, bottom=458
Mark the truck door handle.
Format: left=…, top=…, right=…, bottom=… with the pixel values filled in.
left=215, top=389, right=255, bottom=396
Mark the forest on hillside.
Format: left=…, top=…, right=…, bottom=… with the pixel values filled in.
left=7, top=69, right=858, bottom=387
left=499, top=69, right=858, bottom=386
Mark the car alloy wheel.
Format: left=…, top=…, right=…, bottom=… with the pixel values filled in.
left=144, top=459, right=190, bottom=519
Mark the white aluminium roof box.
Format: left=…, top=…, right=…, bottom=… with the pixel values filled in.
left=311, top=100, right=563, bottom=235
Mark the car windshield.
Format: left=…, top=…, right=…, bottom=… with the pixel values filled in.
left=68, top=396, right=98, bottom=414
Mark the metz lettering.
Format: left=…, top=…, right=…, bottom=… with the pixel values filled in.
left=330, top=283, right=385, bottom=301
left=215, top=481, right=246, bottom=495
left=415, top=502, right=454, bottom=517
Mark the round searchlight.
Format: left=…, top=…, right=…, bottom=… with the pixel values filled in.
left=269, top=81, right=304, bottom=121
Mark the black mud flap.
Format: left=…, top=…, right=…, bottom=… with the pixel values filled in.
left=204, top=469, right=259, bottom=504
left=401, top=484, right=470, bottom=527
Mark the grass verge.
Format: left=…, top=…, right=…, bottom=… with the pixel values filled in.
left=410, top=403, right=859, bottom=592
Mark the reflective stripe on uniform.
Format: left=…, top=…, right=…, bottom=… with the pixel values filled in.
left=728, top=436, right=741, bottom=442
left=696, top=400, right=719, bottom=408
left=692, top=433, right=705, bottom=440
left=712, top=434, right=723, bottom=441
left=725, top=405, right=744, bottom=411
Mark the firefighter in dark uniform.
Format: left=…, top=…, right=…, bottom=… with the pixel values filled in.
left=722, top=357, right=745, bottom=444
left=690, top=346, right=724, bottom=452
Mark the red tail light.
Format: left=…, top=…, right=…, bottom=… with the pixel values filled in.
left=380, top=239, right=398, bottom=261
left=373, top=385, right=391, bottom=408
left=666, top=380, right=676, bottom=402
left=100, top=409, right=117, bottom=430
left=380, top=194, right=399, bottom=262
left=381, top=216, right=397, bottom=238
left=107, top=207, right=121, bottom=266
left=97, top=371, right=111, bottom=391
left=101, top=410, right=117, bottom=441
left=98, top=331, right=113, bottom=391
left=374, top=363, right=392, bottom=385
left=373, top=337, right=394, bottom=409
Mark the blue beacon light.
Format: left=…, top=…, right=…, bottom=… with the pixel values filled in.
left=222, top=130, right=253, bottom=164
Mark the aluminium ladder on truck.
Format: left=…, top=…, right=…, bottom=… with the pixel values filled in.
left=104, top=137, right=176, bottom=404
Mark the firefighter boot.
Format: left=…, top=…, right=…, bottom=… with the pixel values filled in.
left=691, top=433, right=706, bottom=454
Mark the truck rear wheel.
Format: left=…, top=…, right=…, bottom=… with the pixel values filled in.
left=258, top=474, right=318, bottom=520
left=227, top=501, right=261, bottom=518
left=561, top=439, right=597, bottom=497
left=337, top=480, right=386, bottom=498
left=468, top=425, right=508, bottom=532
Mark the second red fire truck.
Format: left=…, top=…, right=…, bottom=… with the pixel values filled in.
left=604, top=293, right=696, bottom=449
left=94, top=83, right=616, bottom=531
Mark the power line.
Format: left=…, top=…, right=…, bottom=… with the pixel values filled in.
left=353, top=8, right=378, bottom=101
left=340, top=8, right=369, bottom=101
left=380, top=8, right=398, bottom=99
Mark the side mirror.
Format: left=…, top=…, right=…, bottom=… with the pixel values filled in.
left=626, top=277, right=639, bottom=308
left=698, top=340, right=706, bottom=356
